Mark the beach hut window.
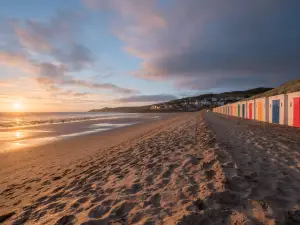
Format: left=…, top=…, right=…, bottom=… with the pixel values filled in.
left=290, top=102, right=292, bottom=107
left=281, top=103, right=282, bottom=107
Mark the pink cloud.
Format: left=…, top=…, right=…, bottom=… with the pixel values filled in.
left=13, top=26, right=54, bottom=52
left=0, top=80, right=12, bottom=87
left=84, top=0, right=166, bottom=29
left=0, top=52, right=138, bottom=95
left=0, top=52, right=38, bottom=74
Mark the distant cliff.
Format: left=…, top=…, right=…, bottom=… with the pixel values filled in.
left=89, top=105, right=185, bottom=113
left=89, top=106, right=151, bottom=113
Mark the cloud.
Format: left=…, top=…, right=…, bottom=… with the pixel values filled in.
left=116, top=94, right=176, bottom=103
left=13, top=26, right=53, bottom=52
left=0, top=80, right=12, bottom=87
left=1, top=10, right=138, bottom=96
left=1, top=52, right=138, bottom=95
left=36, top=62, right=138, bottom=94
left=84, top=0, right=166, bottom=29
left=83, top=0, right=166, bottom=55
left=53, top=43, right=95, bottom=71
left=0, top=52, right=38, bottom=74
left=62, top=79, right=138, bottom=94
left=48, top=86, right=90, bottom=97
left=10, top=11, right=95, bottom=71
left=86, top=0, right=300, bottom=90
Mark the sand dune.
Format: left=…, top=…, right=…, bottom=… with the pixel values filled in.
left=1, top=112, right=300, bottom=224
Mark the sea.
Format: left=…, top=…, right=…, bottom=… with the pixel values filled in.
left=0, top=112, right=164, bottom=152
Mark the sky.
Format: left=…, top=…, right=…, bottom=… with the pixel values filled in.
left=0, top=0, right=300, bottom=112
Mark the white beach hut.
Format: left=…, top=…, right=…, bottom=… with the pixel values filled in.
left=255, top=97, right=269, bottom=122
left=247, top=99, right=256, bottom=120
left=286, top=91, right=300, bottom=127
left=268, top=94, right=288, bottom=125
left=238, top=101, right=247, bottom=119
left=231, top=103, right=238, bottom=117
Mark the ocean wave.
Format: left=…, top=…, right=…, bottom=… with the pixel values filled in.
left=0, top=116, right=122, bottom=129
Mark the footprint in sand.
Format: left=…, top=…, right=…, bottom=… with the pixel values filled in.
left=0, top=212, right=16, bottom=223
left=88, top=205, right=111, bottom=218
left=204, top=170, right=216, bottom=180
left=55, top=215, right=77, bottom=225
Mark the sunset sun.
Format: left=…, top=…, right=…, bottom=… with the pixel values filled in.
left=13, top=102, right=21, bottom=110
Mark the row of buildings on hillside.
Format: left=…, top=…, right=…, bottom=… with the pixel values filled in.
left=150, top=96, right=246, bottom=111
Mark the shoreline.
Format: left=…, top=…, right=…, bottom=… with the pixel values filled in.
left=0, top=113, right=173, bottom=153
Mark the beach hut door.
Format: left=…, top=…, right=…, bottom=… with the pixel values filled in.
left=249, top=103, right=253, bottom=119
left=242, top=104, right=245, bottom=118
left=272, top=100, right=280, bottom=124
left=293, top=97, right=300, bottom=127
left=257, top=102, right=262, bottom=121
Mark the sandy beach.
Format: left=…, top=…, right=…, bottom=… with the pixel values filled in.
left=1, top=111, right=300, bottom=225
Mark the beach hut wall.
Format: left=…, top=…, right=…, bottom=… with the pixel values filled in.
left=254, top=97, right=269, bottom=122
left=287, top=91, right=300, bottom=127
left=239, top=101, right=247, bottom=119
left=247, top=99, right=256, bottom=120
left=268, top=94, right=288, bottom=125
left=231, top=103, right=236, bottom=117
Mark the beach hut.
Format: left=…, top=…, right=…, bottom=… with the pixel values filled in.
left=231, top=103, right=237, bottom=117
left=227, top=105, right=231, bottom=115
left=236, top=102, right=241, bottom=117
left=233, top=103, right=238, bottom=117
left=239, top=101, right=247, bottom=119
left=247, top=99, right=256, bottom=120
left=287, top=92, right=300, bottom=127
left=231, top=103, right=235, bottom=116
left=234, top=103, right=238, bottom=117
left=230, top=104, right=234, bottom=116
left=268, top=94, right=288, bottom=125
left=255, top=97, right=269, bottom=122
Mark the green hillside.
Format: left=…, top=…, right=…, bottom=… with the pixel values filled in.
left=249, top=78, right=300, bottom=99
left=89, top=87, right=272, bottom=113
left=171, top=87, right=272, bottom=103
